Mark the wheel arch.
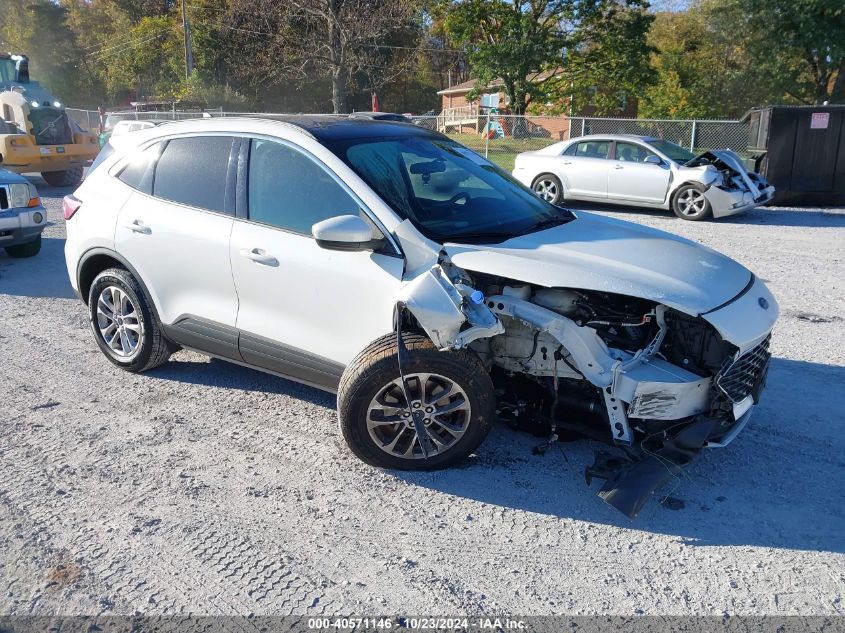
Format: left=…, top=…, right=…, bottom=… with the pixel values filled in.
left=77, top=248, right=163, bottom=322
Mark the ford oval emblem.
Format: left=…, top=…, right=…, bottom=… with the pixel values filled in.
left=758, top=297, right=769, bottom=309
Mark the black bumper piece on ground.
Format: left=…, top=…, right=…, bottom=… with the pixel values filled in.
left=585, top=416, right=719, bottom=519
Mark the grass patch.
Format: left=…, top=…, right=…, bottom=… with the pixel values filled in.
left=444, top=132, right=558, bottom=172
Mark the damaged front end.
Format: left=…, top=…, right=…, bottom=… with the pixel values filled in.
left=397, top=256, right=776, bottom=518
left=685, top=149, right=775, bottom=218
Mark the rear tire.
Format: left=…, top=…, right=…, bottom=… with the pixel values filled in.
left=531, top=173, right=563, bottom=204
left=672, top=183, right=712, bottom=220
left=41, top=166, right=84, bottom=187
left=5, top=235, right=41, bottom=258
left=338, top=333, right=495, bottom=470
left=88, top=267, right=171, bottom=373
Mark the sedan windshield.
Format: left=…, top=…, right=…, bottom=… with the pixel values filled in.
left=646, top=139, right=696, bottom=163
left=329, top=136, right=574, bottom=243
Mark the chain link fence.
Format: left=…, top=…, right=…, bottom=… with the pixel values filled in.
left=66, top=108, right=749, bottom=173
left=412, top=114, right=749, bottom=172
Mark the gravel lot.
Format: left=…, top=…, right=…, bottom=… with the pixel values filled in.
left=1, top=177, right=843, bottom=618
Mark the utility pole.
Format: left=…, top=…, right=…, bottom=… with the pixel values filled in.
left=181, top=0, right=194, bottom=81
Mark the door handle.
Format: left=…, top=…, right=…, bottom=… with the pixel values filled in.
left=239, top=248, right=278, bottom=267
left=613, top=164, right=624, bottom=170
left=562, top=161, right=572, bottom=165
left=126, top=220, right=151, bottom=234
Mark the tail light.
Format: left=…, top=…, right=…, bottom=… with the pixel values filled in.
left=63, top=195, right=82, bottom=220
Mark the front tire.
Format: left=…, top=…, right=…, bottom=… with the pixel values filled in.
left=532, top=173, right=563, bottom=204
left=338, top=333, right=495, bottom=470
left=41, top=166, right=84, bottom=187
left=672, top=183, right=712, bottom=220
left=88, top=267, right=171, bottom=372
left=5, top=235, right=41, bottom=258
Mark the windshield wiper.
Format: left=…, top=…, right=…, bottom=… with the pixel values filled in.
left=519, top=214, right=574, bottom=235
left=443, top=231, right=520, bottom=244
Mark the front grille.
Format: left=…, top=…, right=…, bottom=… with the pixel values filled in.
left=0, top=186, right=8, bottom=210
left=716, top=334, right=771, bottom=403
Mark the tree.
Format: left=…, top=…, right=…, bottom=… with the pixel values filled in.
left=728, top=0, right=845, bottom=105
left=439, top=0, right=654, bottom=116
left=545, top=0, right=655, bottom=115
left=438, top=0, right=564, bottom=115
left=226, top=0, right=420, bottom=113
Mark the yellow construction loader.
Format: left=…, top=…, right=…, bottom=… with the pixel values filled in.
left=0, top=53, right=98, bottom=187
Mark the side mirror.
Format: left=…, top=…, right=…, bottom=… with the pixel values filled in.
left=312, top=215, right=384, bottom=252
left=644, top=155, right=662, bottom=165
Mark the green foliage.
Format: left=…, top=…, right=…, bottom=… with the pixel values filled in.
left=439, top=0, right=566, bottom=114
left=641, top=0, right=844, bottom=118
left=439, top=0, right=654, bottom=116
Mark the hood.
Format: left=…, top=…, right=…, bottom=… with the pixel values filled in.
left=685, top=149, right=761, bottom=198
left=444, top=211, right=752, bottom=316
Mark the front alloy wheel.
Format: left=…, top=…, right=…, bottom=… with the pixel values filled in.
left=672, top=183, right=712, bottom=220
left=338, top=333, right=495, bottom=470
left=367, top=372, right=471, bottom=460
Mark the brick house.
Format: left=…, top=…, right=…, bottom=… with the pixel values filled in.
left=437, top=73, right=638, bottom=140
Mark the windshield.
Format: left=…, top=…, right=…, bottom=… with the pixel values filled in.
left=645, top=139, right=696, bottom=163
left=330, top=136, right=574, bottom=243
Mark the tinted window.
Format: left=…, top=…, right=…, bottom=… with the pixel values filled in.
left=117, top=142, right=162, bottom=193
left=574, top=141, right=609, bottom=159
left=614, top=142, right=652, bottom=163
left=248, top=139, right=359, bottom=234
left=153, top=136, right=234, bottom=213
left=332, top=136, right=574, bottom=244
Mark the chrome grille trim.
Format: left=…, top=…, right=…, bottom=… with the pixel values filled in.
left=716, top=334, right=772, bottom=404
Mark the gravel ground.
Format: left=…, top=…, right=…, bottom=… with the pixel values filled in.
left=1, top=178, right=843, bottom=618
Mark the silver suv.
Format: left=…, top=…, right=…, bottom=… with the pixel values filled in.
left=63, top=116, right=778, bottom=517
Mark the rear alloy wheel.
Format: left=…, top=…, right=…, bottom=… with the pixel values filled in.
left=672, top=183, right=712, bottom=220
left=88, top=267, right=172, bottom=372
left=338, top=333, right=495, bottom=470
left=532, top=173, right=563, bottom=204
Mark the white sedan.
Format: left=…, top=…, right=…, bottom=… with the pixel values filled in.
left=512, top=134, right=775, bottom=220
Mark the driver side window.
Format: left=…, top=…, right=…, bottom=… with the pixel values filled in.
left=247, top=139, right=360, bottom=234
left=614, top=142, right=653, bottom=163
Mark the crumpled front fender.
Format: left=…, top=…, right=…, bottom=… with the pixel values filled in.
left=396, top=265, right=503, bottom=349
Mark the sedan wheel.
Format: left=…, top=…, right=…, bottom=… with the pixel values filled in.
left=672, top=183, right=712, bottom=220
left=532, top=174, right=563, bottom=204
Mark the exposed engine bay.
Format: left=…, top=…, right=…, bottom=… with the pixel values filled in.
left=685, top=149, right=774, bottom=213
left=398, top=256, right=773, bottom=518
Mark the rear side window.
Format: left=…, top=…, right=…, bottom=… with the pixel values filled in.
left=572, top=141, right=610, bottom=159
left=247, top=139, right=359, bottom=234
left=153, top=136, right=235, bottom=214
left=89, top=143, right=115, bottom=176
left=117, top=142, right=162, bottom=193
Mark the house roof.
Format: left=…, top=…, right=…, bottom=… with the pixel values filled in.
left=437, top=69, right=561, bottom=95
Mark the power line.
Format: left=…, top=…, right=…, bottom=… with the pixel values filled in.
left=88, top=32, right=169, bottom=60
left=186, top=12, right=464, bottom=54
